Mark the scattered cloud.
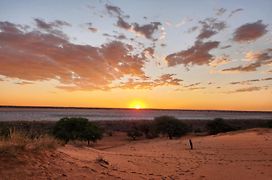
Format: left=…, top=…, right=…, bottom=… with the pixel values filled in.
left=175, top=17, right=193, bottom=27
left=228, top=8, right=243, bottom=18
left=230, top=77, right=272, bottom=85
left=223, top=49, right=272, bottom=72
left=105, top=4, right=124, bottom=17
left=0, top=21, right=150, bottom=91
left=166, top=40, right=220, bottom=67
left=197, top=18, right=226, bottom=40
left=116, top=16, right=161, bottom=40
left=143, top=47, right=155, bottom=58
left=86, top=23, right=98, bottom=33
left=215, top=8, right=227, bottom=16
left=233, top=20, right=268, bottom=42
left=228, top=86, right=262, bottom=93
left=230, top=79, right=260, bottom=85
left=15, top=81, right=34, bottom=85
left=220, top=45, right=231, bottom=49
left=209, top=55, right=230, bottom=67
left=117, top=74, right=182, bottom=89
left=34, top=18, right=70, bottom=39
left=183, top=82, right=201, bottom=88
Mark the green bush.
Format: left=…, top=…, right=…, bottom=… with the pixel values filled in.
left=80, top=123, right=103, bottom=145
left=127, top=126, right=143, bottom=140
left=266, top=120, right=272, bottom=128
left=139, top=122, right=159, bottom=139
left=53, top=117, right=103, bottom=144
left=154, top=116, right=188, bottom=139
left=206, top=118, right=235, bottom=135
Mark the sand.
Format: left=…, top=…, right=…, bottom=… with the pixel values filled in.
left=0, top=128, right=271, bottom=180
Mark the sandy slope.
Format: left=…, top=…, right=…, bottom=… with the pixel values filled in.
left=0, top=129, right=271, bottom=180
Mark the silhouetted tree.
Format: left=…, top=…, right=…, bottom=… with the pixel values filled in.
left=139, top=122, right=159, bottom=139
left=53, top=117, right=103, bottom=144
left=127, top=126, right=143, bottom=140
left=206, top=118, right=235, bottom=135
left=154, top=116, right=189, bottom=139
left=266, top=120, right=272, bottom=128
left=80, top=123, right=103, bottom=145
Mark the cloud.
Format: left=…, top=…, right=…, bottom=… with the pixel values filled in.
left=230, top=79, right=260, bottom=85
left=223, top=62, right=263, bottom=72
left=220, top=45, right=231, bottom=49
left=228, top=86, right=262, bottom=93
left=233, top=20, right=268, bottom=42
left=143, top=47, right=155, bottom=58
left=230, top=77, right=272, bottom=85
left=117, top=16, right=131, bottom=29
left=116, top=16, right=161, bottom=40
left=15, top=81, right=34, bottom=85
left=209, top=55, right=230, bottom=67
left=86, top=23, right=98, bottom=33
left=183, top=82, right=201, bottom=88
left=197, top=18, right=226, bottom=40
left=262, top=77, right=272, bottom=81
left=88, top=27, right=98, bottom=32
left=0, top=21, right=150, bottom=91
left=215, top=8, right=227, bottom=16
left=223, top=49, right=272, bottom=72
left=117, top=74, right=182, bottom=89
left=165, top=40, right=220, bottom=67
left=175, top=17, right=193, bottom=27
left=175, top=82, right=206, bottom=91
left=34, top=18, right=70, bottom=39
left=228, top=8, right=243, bottom=18
left=105, top=4, right=123, bottom=17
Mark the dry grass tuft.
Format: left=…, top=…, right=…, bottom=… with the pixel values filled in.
left=0, top=128, right=60, bottom=155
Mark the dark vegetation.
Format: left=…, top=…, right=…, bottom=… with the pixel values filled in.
left=206, top=118, right=237, bottom=135
left=53, top=117, right=103, bottom=145
left=154, top=116, right=189, bottom=139
left=0, top=117, right=271, bottom=144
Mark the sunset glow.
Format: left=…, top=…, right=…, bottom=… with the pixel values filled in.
left=129, top=100, right=146, bottom=109
left=0, top=0, right=272, bottom=111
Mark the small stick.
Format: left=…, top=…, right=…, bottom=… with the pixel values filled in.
left=189, top=139, right=193, bottom=150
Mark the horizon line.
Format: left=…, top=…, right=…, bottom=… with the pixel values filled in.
left=0, top=105, right=271, bottom=113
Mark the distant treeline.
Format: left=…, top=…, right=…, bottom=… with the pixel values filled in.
left=1, top=118, right=271, bottom=138
left=1, top=105, right=271, bottom=113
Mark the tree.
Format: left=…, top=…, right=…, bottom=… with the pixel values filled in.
left=154, top=116, right=188, bottom=139
left=53, top=117, right=103, bottom=144
left=206, top=118, right=235, bottom=135
left=80, top=123, right=103, bottom=145
left=127, top=126, right=143, bottom=140
left=139, top=122, right=159, bottom=139
left=266, top=120, right=272, bottom=128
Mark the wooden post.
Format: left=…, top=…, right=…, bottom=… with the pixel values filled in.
left=189, top=139, right=193, bottom=150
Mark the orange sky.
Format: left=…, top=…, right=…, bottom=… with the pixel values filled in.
left=0, top=1, right=272, bottom=111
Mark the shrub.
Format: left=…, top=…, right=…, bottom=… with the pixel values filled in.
left=127, top=126, right=143, bottom=140
left=0, top=124, right=10, bottom=139
left=53, top=117, right=103, bottom=144
left=154, top=116, right=189, bottom=139
left=206, top=118, right=235, bottom=135
left=139, top=122, right=159, bottom=139
left=266, top=120, right=272, bottom=128
left=80, top=123, right=103, bottom=145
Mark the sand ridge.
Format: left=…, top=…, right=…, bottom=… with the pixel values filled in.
left=0, top=128, right=271, bottom=179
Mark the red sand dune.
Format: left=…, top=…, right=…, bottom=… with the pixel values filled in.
left=0, top=128, right=272, bottom=179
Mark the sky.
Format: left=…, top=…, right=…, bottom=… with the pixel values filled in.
left=0, top=0, right=272, bottom=111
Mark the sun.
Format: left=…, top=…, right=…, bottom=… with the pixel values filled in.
left=129, top=100, right=146, bottom=109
